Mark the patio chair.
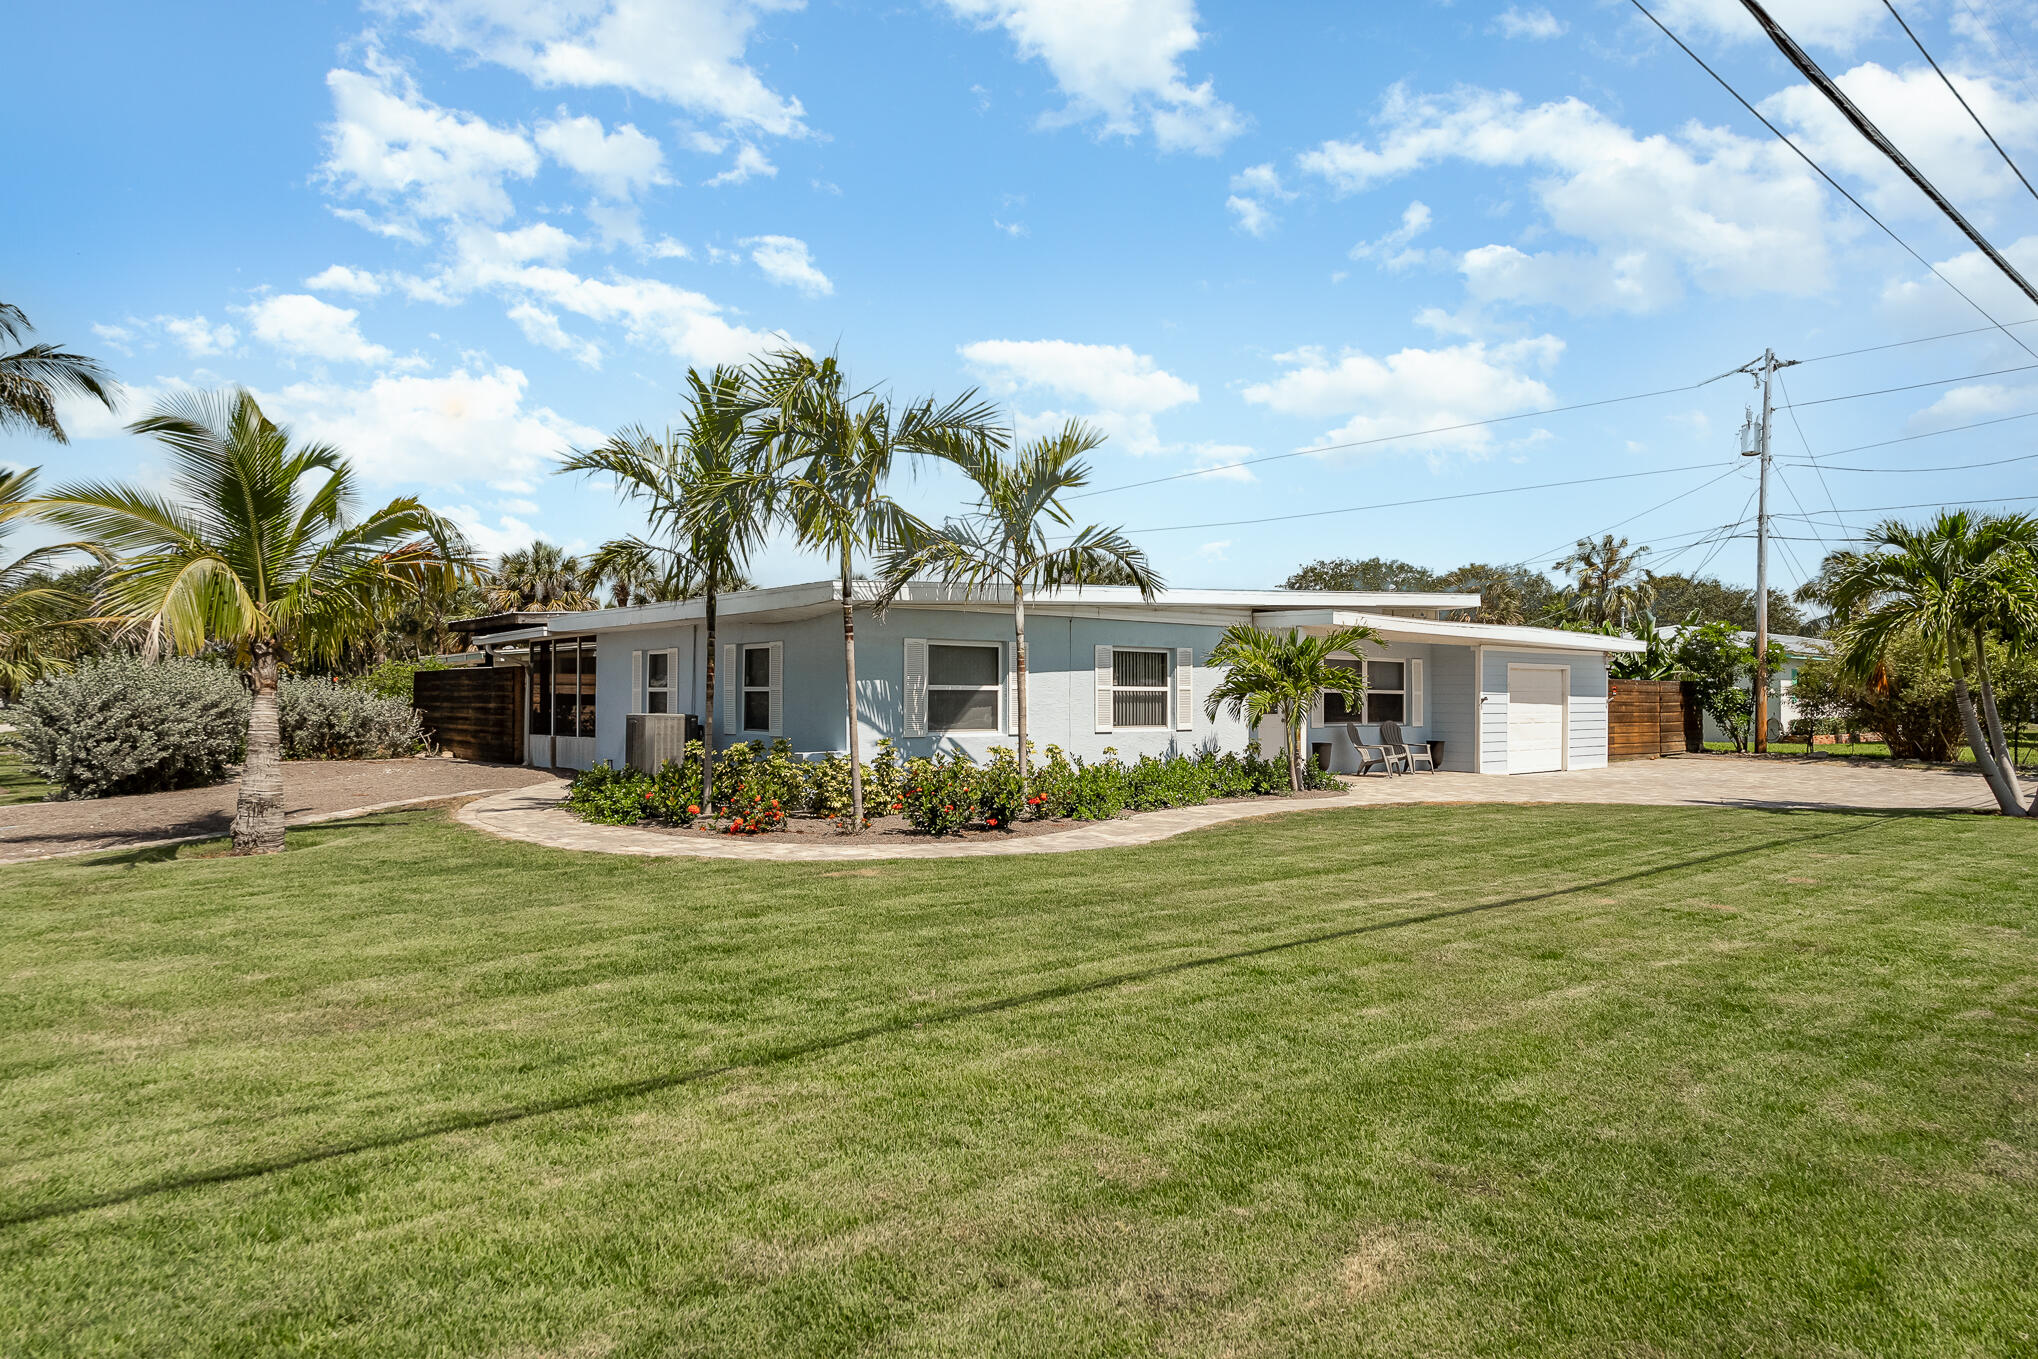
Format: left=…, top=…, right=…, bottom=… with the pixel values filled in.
left=1346, top=722, right=1407, bottom=776
left=1379, top=720, right=1435, bottom=773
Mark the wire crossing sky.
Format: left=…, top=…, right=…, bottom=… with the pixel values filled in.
left=9, top=0, right=2038, bottom=598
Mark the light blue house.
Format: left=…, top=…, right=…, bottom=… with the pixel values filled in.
left=472, top=580, right=1645, bottom=776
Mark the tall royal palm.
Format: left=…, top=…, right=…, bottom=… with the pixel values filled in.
left=1826, top=512, right=2038, bottom=816
left=27, top=389, right=476, bottom=853
left=878, top=420, right=1162, bottom=796
left=1203, top=625, right=1379, bottom=793
left=1556, top=534, right=1654, bottom=628
left=1, top=302, right=118, bottom=443
left=560, top=366, right=770, bottom=811
left=747, top=351, right=1003, bottom=829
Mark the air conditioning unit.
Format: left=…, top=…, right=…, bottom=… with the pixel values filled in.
left=626, top=712, right=702, bottom=773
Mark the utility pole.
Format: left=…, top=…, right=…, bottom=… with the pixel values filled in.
left=1738, top=348, right=1797, bottom=754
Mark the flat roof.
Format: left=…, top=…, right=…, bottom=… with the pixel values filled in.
left=530, top=578, right=1486, bottom=634
left=1255, top=609, right=1650, bottom=654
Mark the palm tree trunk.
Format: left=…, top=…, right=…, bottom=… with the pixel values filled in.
left=1971, top=637, right=2023, bottom=802
left=702, top=584, right=717, bottom=811
left=1948, top=644, right=2023, bottom=815
left=1013, top=578, right=1029, bottom=797
left=841, top=549, right=864, bottom=830
left=1285, top=700, right=1303, bottom=794
left=233, top=641, right=286, bottom=855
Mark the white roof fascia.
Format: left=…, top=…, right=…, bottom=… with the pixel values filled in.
left=1254, top=609, right=1650, bottom=654
left=863, top=580, right=1483, bottom=611
left=471, top=625, right=551, bottom=646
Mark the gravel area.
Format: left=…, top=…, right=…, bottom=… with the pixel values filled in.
left=0, top=758, right=556, bottom=863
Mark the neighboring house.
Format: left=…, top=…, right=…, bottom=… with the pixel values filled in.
left=1657, top=626, right=1834, bottom=742
left=466, top=580, right=1646, bottom=776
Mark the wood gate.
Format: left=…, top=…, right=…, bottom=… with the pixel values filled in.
left=1607, top=678, right=1697, bottom=760
left=413, top=665, right=526, bottom=764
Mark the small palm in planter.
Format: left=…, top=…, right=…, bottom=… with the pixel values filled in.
left=1203, top=624, right=1379, bottom=793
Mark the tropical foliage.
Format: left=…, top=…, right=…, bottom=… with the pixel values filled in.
left=21, top=388, right=476, bottom=851
left=1555, top=533, right=1655, bottom=628
left=0, top=469, right=106, bottom=701
left=486, top=541, right=595, bottom=612
left=1203, top=624, right=1379, bottom=792
left=0, top=302, right=117, bottom=444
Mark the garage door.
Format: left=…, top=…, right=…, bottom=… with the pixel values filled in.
left=1507, top=666, right=1566, bottom=774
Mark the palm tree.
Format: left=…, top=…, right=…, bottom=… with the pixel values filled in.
left=0, top=468, right=106, bottom=700
left=559, top=366, right=771, bottom=811
left=25, top=388, right=477, bottom=853
left=1556, top=534, right=1654, bottom=627
left=1, top=303, right=118, bottom=443
left=487, top=541, right=594, bottom=611
left=1825, top=512, right=2038, bottom=816
left=878, top=420, right=1162, bottom=796
left=746, top=350, right=1004, bottom=829
left=1203, top=625, right=1379, bottom=793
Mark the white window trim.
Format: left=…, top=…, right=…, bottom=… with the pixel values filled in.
left=1317, top=654, right=1423, bottom=727
left=634, top=647, right=678, bottom=715
left=1363, top=659, right=1408, bottom=726
left=1105, top=646, right=1172, bottom=732
left=737, top=641, right=781, bottom=736
left=924, top=640, right=1003, bottom=734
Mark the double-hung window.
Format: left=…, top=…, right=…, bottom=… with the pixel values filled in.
left=1111, top=648, right=1169, bottom=728
left=927, top=642, right=1000, bottom=732
left=740, top=644, right=772, bottom=732
left=1363, top=660, right=1405, bottom=724
left=1323, top=658, right=1365, bottom=723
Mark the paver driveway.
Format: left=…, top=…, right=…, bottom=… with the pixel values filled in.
left=458, top=753, right=2003, bottom=863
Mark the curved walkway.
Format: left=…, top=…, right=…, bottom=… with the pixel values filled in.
left=456, top=755, right=2001, bottom=863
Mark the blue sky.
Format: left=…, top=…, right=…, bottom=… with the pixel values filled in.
left=10, top=0, right=2038, bottom=597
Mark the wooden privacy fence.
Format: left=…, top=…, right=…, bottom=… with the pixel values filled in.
left=1608, top=678, right=1700, bottom=760
left=413, top=665, right=525, bottom=764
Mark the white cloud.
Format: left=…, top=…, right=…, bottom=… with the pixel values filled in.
left=1226, top=194, right=1274, bottom=236
left=1241, top=336, right=1563, bottom=457
left=374, top=0, right=810, bottom=139
left=743, top=235, right=833, bottom=296
left=1196, top=538, right=1230, bottom=559
left=535, top=111, right=668, bottom=198
left=962, top=338, right=1199, bottom=458
left=90, top=323, right=136, bottom=352
left=941, top=0, right=1242, bottom=153
left=238, top=294, right=392, bottom=365
left=321, top=57, right=539, bottom=225
left=1492, top=5, right=1564, bottom=39
left=261, top=364, right=601, bottom=488
left=156, top=314, right=240, bottom=357
left=501, top=265, right=784, bottom=366
left=706, top=143, right=776, bottom=186
left=1879, top=233, right=2038, bottom=335
left=1764, top=61, right=2038, bottom=220
left=1643, top=0, right=1886, bottom=50
left=305, top=264, right=386, bottom=296
left=993, top=217, right=1028, bottom=237
left=508, top=301, right=604, bottom=367
left=1298, top=85, right=1843, bottom=314
left=435, top=504, right=538, bottom=558
left=1350, top=199, right=1432, bottom=266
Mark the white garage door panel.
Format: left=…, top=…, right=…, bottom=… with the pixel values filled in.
left=1507, top=666, right=1566, bottom=774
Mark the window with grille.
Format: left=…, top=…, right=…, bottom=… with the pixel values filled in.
left=1363, top=660, right=1405, bottom=724
left=645, top=649, right=671, bottom=713
left=1111, top=648, right=1169, bottom=728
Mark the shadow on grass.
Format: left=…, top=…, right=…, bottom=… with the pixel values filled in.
left=0, top=810, right=1918, bottom=1229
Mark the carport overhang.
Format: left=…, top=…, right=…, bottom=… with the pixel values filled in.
left=1250, top=609, right=1649, bottom=654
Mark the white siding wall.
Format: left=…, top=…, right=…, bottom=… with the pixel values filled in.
left=1475, top=649, right=1610, bottom=774
left=1423, top=645, right=1478, bottom=771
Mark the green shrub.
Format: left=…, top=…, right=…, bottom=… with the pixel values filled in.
left=563, top=760, right=653, bottom=825
left=12, top=655, right=248, bottom=800
left=354, top=656, right=447, bottom=704
left=277, top=676, right=427, bottom=759
left=898, top=755, right=983, bottom=836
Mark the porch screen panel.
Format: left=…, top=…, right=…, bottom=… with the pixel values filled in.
left=552, top=641, right=579, bottom=736
left=529, top=641, right=553, bottom=735
left=576, top=641, right=597, bottom=737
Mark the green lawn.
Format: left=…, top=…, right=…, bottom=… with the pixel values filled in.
left=0, top=744, right=49, bottom=805
left=2, top=804, right=2034, bottom=1356
left=1703, top=738, right=2038, bottom=771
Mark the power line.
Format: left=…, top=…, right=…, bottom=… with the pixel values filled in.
left=1795, top=316, right=2038, bottom=363
left=1773, top=369, right=1849, bottom=540
left=1884, top=0, right=2038, bottom=208
left=1065, top=367, right=1747, bottom=501
left=1780, top=360, right=2038, bottom=407
left=1120, top=460, right=1733, bottom=536
left=1736, top=0, right=2038, bottom=312
left=1775, top=404, right=2038, bottom=458
left=1788, top=448, right=2038, bottom=473
left=1629, top=0, right=2038, bottom=358
left=1778, top=492, right=2038, bottom=517
left=1507, top=464, right=1751, bottom=570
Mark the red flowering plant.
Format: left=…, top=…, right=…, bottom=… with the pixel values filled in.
left=897, top=754, right=979, bottom=836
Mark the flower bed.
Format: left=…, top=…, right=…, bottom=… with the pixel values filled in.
left=562, top=740, right=1339, bottom=838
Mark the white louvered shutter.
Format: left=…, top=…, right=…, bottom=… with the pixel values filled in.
left=767, top=641, right=784, bottom=735
left=1175, top=647, right=1194, bottom=730
left=902, top=638, right=928, bottom=738
left=1409, top=658, right=1425, bottom=726
left=664, top=649, right=680, bottom=712
left=1000, top=641, right=1013, bottom=735
left=1094, top=644, right=1114, bottom=732
left=721, top=643, right=736, bottom=731
left=632, top=649, right=645, bottom=713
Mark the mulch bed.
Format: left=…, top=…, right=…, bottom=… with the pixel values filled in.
left=619, top=788, right=1348, bottom=842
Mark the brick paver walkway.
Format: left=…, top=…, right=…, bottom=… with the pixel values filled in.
left=456, top=754, right=2000, bottom=863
